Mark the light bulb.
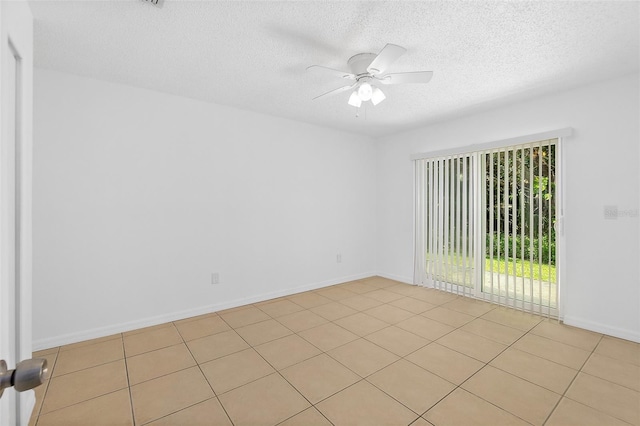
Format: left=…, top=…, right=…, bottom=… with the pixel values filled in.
left=348, top=91, right=362, bottom=107
left=357, top=82, right=373, bottom=101
left=371, top=87, right=386, bottom=106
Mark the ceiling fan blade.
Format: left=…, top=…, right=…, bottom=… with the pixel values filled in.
left=367, top=43, right=407, bottom=75
left=312, top=83, right=356, bottom=100
left=378, top=71, right=433, bottom=85
left=306, top=65, right=356, bottom=80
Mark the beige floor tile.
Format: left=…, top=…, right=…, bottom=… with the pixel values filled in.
left=32, top=378, right=49, bottom=418
left=254, top=296, right=288, bottom=306
left=256, top=299, right=305, bottom=317
left=37, top=284, right=640, bottom=426
left=365, top=326, right=430, bottom=357
left=299, top=322, right=358, bottom=352
left=422, top=306, right=475, bottom=327
left=219, top=373, right=310, bottom=425
left=368, top=359, right=456, bottom=414
left=173, top=311, right=219, bottom=323
left=386, top=284, right=428, bottom=297
left=531, top=320, right=602, bottom=351
left=277, top=309, right=328, bottom=332
left=200, top=348, right=274, bottom=394
left=462, top=366, right=560, bottom=425
left=235, top=318, right=292, bottom=346
left=335, top=312, right=389, bottom=336
left=254, top=334, right=321, bottom=370
left=390, top=297, right=437, bottom=314
left=281, top=354, right=360, bottom=403
left=365, top=304, right=415, bottom=324
left=123, top=322, right=174, bottom=337
left=59, top=333, right=122, bottom=352
left=366, top=289, right=405, bottom=303
left=380, top=283, right=410, bottom=293
left=339, top=294, right=384, bottom=311
left=218, top=306, right=271, bottom=328
left=316, top=380, right=418, bottom=426
left=490, top=347, right=578, bottom=394
left=37, top=389, right=133, bottom=426
left=174, top=315, right=230, bottom=341
left=461, top=318, right=526, bottom=345
left=437, top=329, right=506, bottom=363
left=406, top=343, right=484, bottom=385
left=186, top=329, right=249, bottom=364
left=480, top=307, right=543, bottom=331
left=411, top=289, right=458, bottom=305
left=341, top=282, right=376, bottom=295
left=546, top=397, right=631, bottom=426
left=424, top=388, right=529, bottom=426
left=316, top=286, right=358, bottom=301
left=53, top=338, right=124, bottom=376
left=123, top=325, right=183, bottom=357
left=397, top=316, right=455, bottom=341
left=279, top=407, right=332, bottom=426
left=595, top=335, right=640, bottom=366
left=41, top=360, right=128, bottom=414
left=287, top=292, right=332, bottom=309
left=311, top=302, right=358, bottom=321
left=34, top=347, right=60, bottom=356
left=582, top=352, right=640, bottom=391
left=131, top=366, right=214, bottom=425
left=126, top=343, right=196, bottom=385
left=361, top=276, right=397, bottom=288
left=147, top=398, right=232, bottom=426
left=328, top=338, right=399, bottom=377
left=512, top=333, right=590, bottom=369
left=565, top=372, right=640, bottom=425
left=441, top=298, right=495, bottom=317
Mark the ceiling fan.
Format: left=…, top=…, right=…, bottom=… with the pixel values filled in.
left=307, top=43, right=433, bottom=108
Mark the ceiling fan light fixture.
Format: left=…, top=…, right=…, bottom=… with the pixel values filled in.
left=348, top=91, right=362, bottom=107
left=371, top=87, right=386, bottom=105
left=308, top=43, right=433, bottom=113
left=357, top=82, right=373, bottom=101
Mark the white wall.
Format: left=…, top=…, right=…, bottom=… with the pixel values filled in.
left=377, top=73, right=640, bottom=342
left=33, top=69, right=377, bottom=349
left=33, top=68, right=640, bottom=348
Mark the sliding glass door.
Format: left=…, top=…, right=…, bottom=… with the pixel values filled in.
left=481, top=140, right=558, bottom=315
left=414, top=138, right=560, bottom=316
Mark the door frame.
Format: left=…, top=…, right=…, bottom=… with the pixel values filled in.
left=0, top=1, right=34, bottom=425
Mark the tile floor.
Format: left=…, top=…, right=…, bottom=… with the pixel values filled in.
left=29, top=276, right=640, bottom=426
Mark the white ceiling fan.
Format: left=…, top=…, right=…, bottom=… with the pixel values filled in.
left=307, top=43, right=433, bottom=108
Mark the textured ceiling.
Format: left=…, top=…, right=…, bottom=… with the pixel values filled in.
left=28, top=0, right=640, bottom=137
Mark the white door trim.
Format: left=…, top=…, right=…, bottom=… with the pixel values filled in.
left=0, top=1, right=34, bottom=424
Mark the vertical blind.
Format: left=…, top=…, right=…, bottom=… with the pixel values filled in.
left=414, top=139, right=559, bottom=316
left=414, top=153, right=476, bottom=296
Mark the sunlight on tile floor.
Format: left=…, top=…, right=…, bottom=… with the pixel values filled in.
left=29, top=277, right=640, bottom=425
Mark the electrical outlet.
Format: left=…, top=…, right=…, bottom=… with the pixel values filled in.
left=211, top=273, right=220, bottom=285
left=337, top=254, right=342, bottom=263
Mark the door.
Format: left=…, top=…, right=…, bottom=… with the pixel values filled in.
left=415, top=135, right=564, bottom=317
left=0, top=1, right=34, bottom=425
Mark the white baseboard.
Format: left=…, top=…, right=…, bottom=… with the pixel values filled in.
left=33, top=272, right=376, bottom=351
left=376, top=272, right=413, bottom=285
left=563, top=315, right=640, bottom=343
